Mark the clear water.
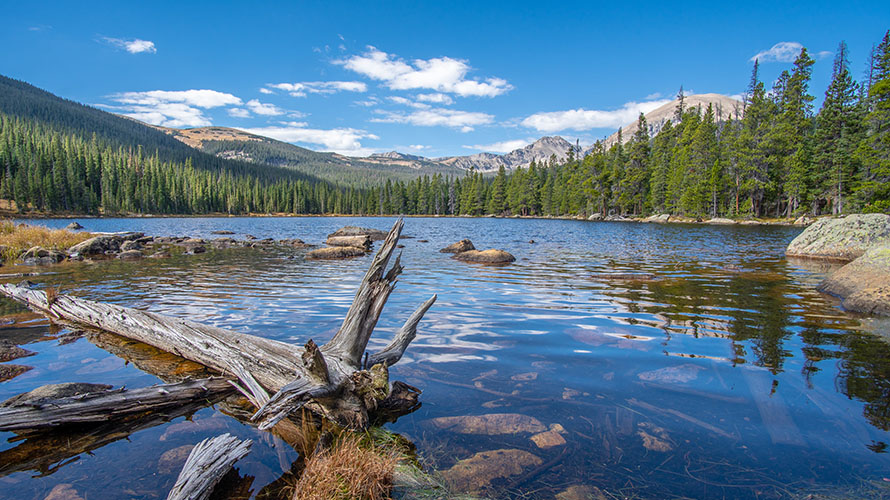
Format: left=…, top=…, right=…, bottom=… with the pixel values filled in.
left=1, top=216, right=888, bottom=499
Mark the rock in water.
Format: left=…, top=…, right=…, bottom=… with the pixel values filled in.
left=588, top=213, right=604, bottom=221
left=327, top=226, right=387, bottom=241
left=644, top=214, right=671, bottom=223
left=786, top=214, right=890, bottom=261
left=326, top=235, right=372, bottom=250
left=453, top=249, right=515, bottom=264
left=818, top=245, right=890, bottom=316
left=118, top=250, right=143, bottom=260
left=441, top=449, right=542, bottom=493
left=68, top=235, right=121, bottom=256
left=307, top=246, right=367, bottom=259
left=429, top=413, right=545, bottom=434
left=706, top=217, right=736, bottom=225
left=440, top=239, right=475, bottom=253
left=211, top=230, right=234, bottom=235
left=65, top=222, right=84, bottom=230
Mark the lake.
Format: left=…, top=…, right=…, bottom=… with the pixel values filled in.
left=1, top=216, right=889, bottom=499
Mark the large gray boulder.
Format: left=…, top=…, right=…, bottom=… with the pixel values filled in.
left=327, top=226, right=387, bottom=241
left=786, top=214, right=890, bottom=261
left=326, top=235, right=371, bottom=250
left=818, top=245, right=890, bottom=316
left=68, top=235, right=120, bottom=256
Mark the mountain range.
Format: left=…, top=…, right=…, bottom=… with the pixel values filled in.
left=160, top=93, right=741, bottom=176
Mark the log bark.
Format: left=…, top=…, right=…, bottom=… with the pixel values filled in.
left=166, top=433, right=252, bottom=500
left=0, top=378, right=234, bottom=431
left=0, top=218, right=434, bottom=430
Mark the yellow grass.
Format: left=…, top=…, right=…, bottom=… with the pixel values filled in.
left=293, top=432, right=400, bottom=500
left=0, top=221, right=93, bottom=263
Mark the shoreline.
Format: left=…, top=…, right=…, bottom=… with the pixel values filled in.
left=6, top=211, right=817, bottom=227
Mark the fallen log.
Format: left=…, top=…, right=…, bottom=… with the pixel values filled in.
left=0, top=218, right=435, bottom=430
left=0, top=378, right=234, bottom=431
left=166, top=433, right=252, bottom=500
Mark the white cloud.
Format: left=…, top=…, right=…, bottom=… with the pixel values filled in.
left=416, top=93, right=454, bottom=105
left=108, top=89, right=242, bottom=127
left=102, top=37, right=157, bottom=54
left=407, top=144, right=428, bottom=151
left=521, top=99, right=671, bottom=133
left=246, top=99, right=285, bottom=116
left=228, top=108, right=250, bottom=118
left=388, top=96, right=430, bottom=109
left=266, top=81, right=367, bottom=97
left=750, top=41, right=804, bottom=63
left=259, top=88, right=274, bottom=95
left=338, top=47, right=512, bottom=98
left=244, top=123, right=378, bottom=156
left=816, top=50, right=833, bottom=60
left=463, top=139, right=531, bottom=153
left=372, top=108, right=494, bottom=132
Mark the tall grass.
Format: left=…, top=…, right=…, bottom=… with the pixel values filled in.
left=0, top=221, right=92, bottom=263
left=292, top=432, right=400, bottom=500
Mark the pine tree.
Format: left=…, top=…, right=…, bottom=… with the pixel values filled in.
left=855, top=30, right=890, bottom=212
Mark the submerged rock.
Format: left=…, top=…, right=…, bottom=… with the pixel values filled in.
left=0, top=364, right=32, bottom=382
left=453, top=249, right=515, bottom=264
left=307, top=246, right=367, bottom=259
left=591, top=272, right=657, bottom=281
left=530, top=428, right=567, bottom=449
left=278, top=238, right=310, bottom=248
left=0, top=343, right=35, bottom=363
left=64, top=222, right=84, bottom=230
left=786, top=214, right=890, bottom=261
left=43, top=483, right=85, bottom=500
left=818, top=245, right=890, bottom=316
left=328, top=226, right=388, bottom=241
left=158, top=444, right=196, bottom=474
left=556, top=485, right=608, bottom=500
left=211, top=230, right=235, bottom=235
left=440, top=239, right=475, bottom=253
left=429, top=413, right=546, bottom=435
left=441, top=449, right=542, bottom=493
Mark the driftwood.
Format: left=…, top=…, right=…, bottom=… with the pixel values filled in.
left=0, top=378, right=233, bottom=431
left=167, top=433, right=252, bottom=500
left=0, top=396, right=220, bottom=478
left=0, top=219, right=435, bottom=430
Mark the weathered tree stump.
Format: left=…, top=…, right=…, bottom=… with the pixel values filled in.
left=0, top=219, right=434, bottom=430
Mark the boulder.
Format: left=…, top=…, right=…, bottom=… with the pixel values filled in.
left=786, top=214, right=890, bottom=261
left=794, top=215, right=815, bottom=226
left=326, top=235, right=372, bottom=250
left=453, top=249, right=516, bottom=264
left=21, top=247, right=65, bottom=265
left=604, top=215, right=631, bottom=222
left=818, top=245, right=890, bottom=316
left=211, top=230, right=235, bottom=235
left=306, top=246, right=366, bottom=259
left=68, top=235, right=120, bottom=256
left=65, top=222, right=84, bottom=230
left=148, top=251, right=171, bottom=259
left=120, top=240, right=141, bottom=252
left=706, top=217, right=736, bottom=225
left=118, top=250, right=143, bottom=260
left=328, top=226, right=388, bottom=241
left=441, top=449, right=542, bottom=493
left=440, top=239, right=476, bottom=253
left=644, top=214, right=671, bottom=223
left=21, top=246, right=49, bottom=260
left=279, top=238, right=310, bottom=248
left=588, top=213, right=604, bottom=221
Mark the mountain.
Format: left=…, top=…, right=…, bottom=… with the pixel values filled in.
left=152, top=126, right=466, bottom=186
left=435, top=136, right=572, bottom=173
left=599, top=93, right=743, bottom=149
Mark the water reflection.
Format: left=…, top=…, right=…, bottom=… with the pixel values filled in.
left=0, top=217, right=888, bottom=498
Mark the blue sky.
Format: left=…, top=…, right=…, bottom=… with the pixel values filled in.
left=2, top=1, right=888, bottom=157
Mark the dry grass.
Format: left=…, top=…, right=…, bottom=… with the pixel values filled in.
left=292, top=432, right=400, bottom=500
left=0, top=221, right=93, bottom=263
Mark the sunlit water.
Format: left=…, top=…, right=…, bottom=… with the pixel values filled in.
left=1, top=217, right=888, bottom=499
